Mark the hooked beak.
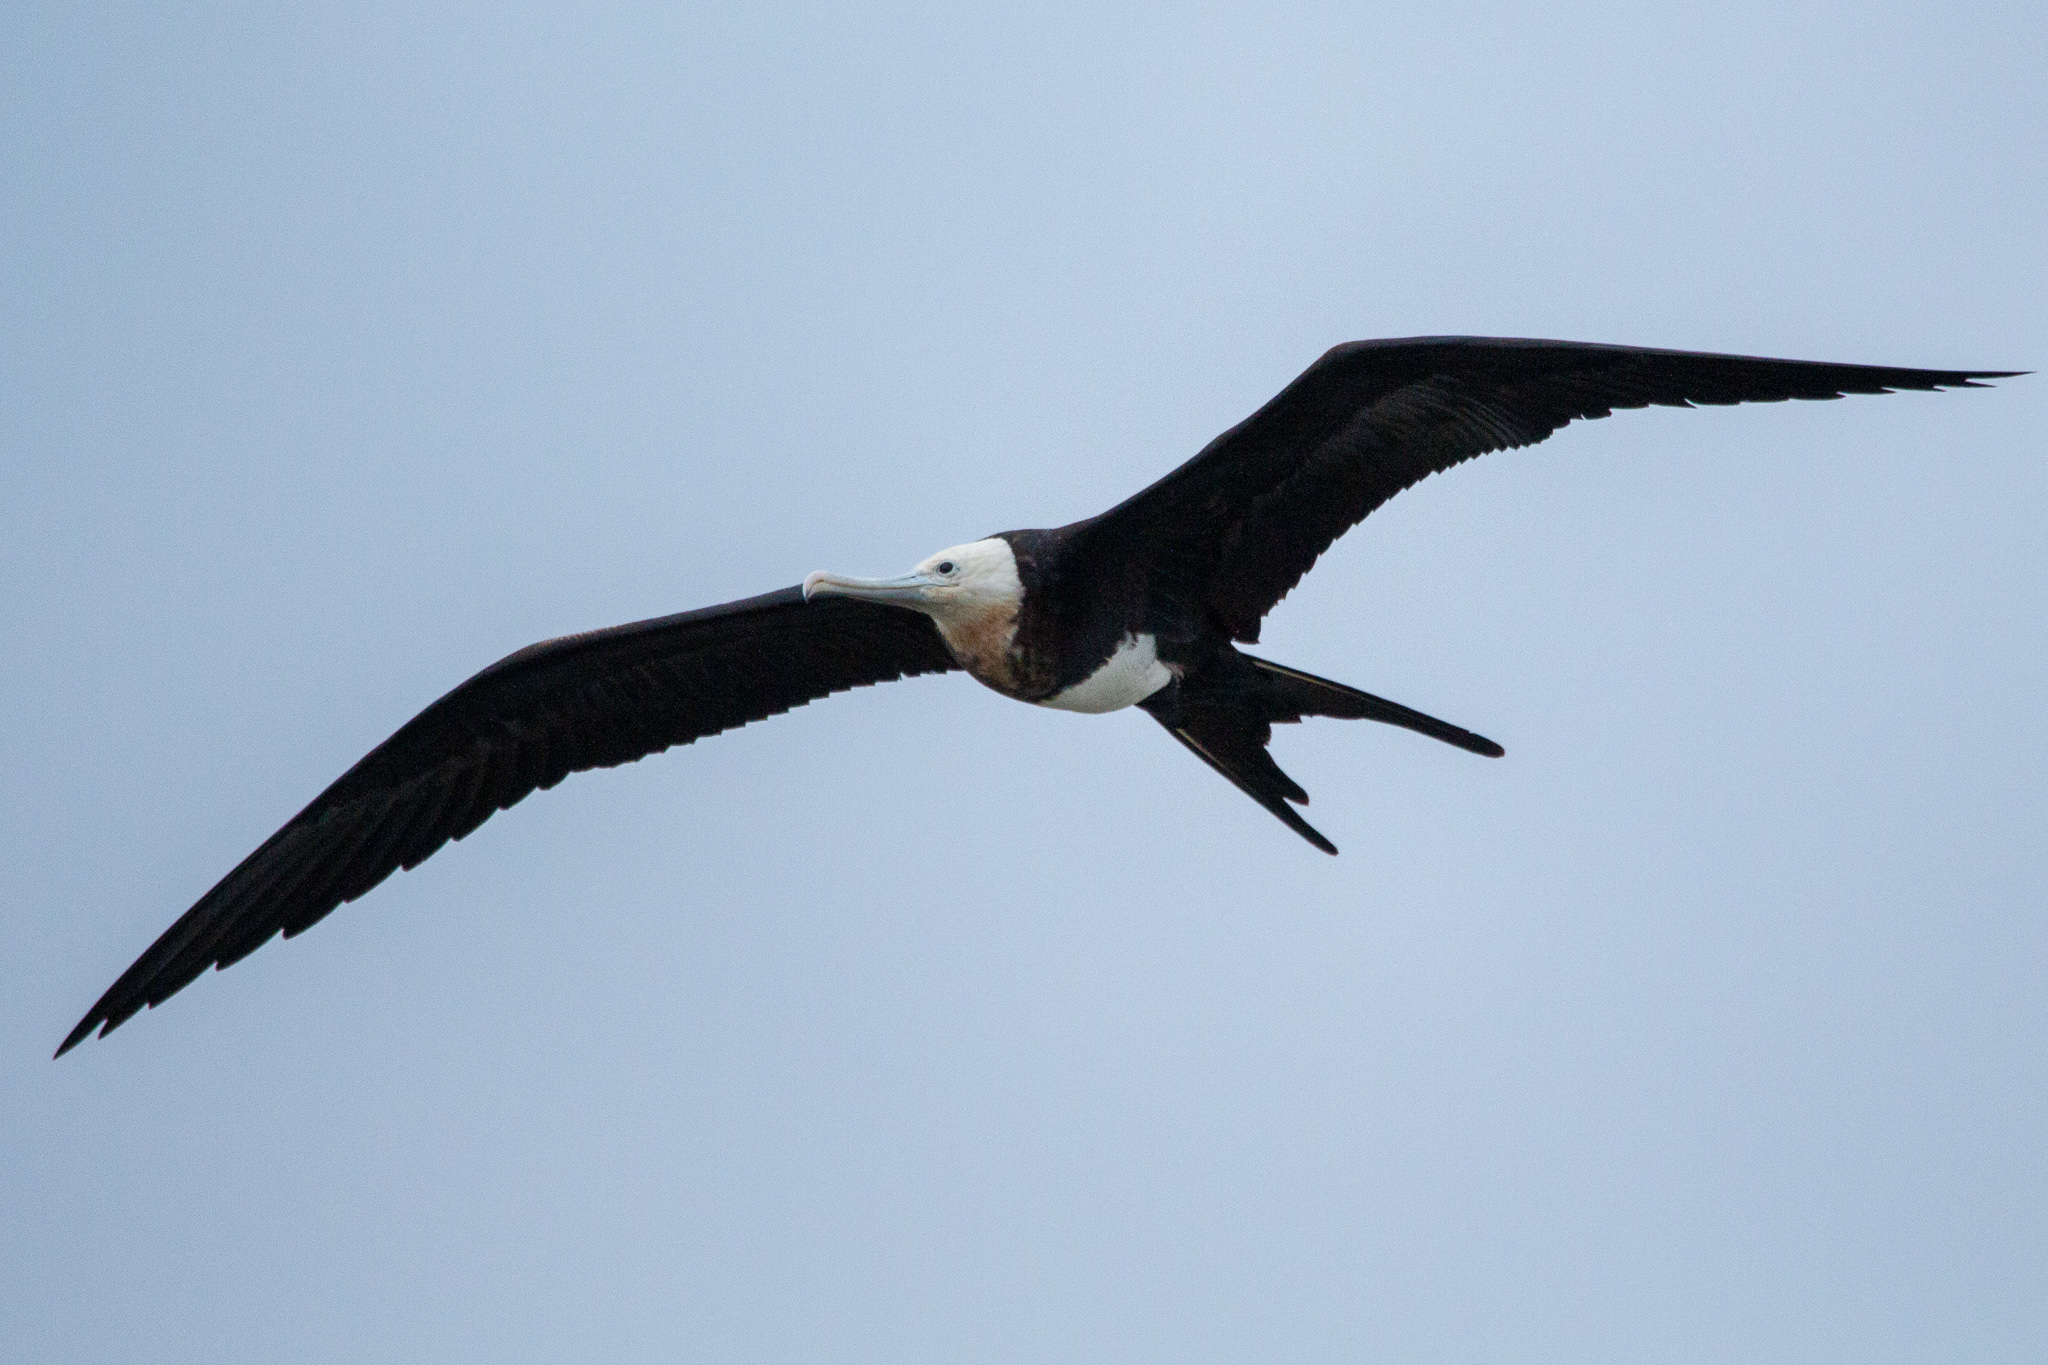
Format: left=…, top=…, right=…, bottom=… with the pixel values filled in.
left=802, top=569, right=935, bottom=607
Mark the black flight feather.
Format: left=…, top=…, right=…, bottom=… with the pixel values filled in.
left=1077, top=337, right=2018, bottom=643
left=57, top=590, right=957, bottom=1056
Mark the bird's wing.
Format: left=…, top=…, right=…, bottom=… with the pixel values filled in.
left=58, top=588, right=957, bottom=1056
left=1078, top=337, right=2018, bottom=643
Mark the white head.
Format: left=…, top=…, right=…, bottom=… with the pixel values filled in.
left=802, top=537, right=1022, bottom=625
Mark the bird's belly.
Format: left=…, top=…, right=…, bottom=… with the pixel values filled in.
left=1037, top=634, right=1173, bottom=714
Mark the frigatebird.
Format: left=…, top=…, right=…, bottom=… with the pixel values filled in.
left=58, top=336, right=2017, bottom=1056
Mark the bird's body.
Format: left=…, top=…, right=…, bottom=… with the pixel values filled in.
left=58, top=336, right=2019, bottom=1056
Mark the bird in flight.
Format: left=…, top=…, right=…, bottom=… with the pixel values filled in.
left=58, top=336, right=2017, bottom=1057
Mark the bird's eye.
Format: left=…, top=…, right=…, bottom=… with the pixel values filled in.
left=936, top=561, right=956, bottom=575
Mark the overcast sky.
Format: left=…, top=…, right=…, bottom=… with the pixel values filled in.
left=4, top=3, right=2043, bottom=1361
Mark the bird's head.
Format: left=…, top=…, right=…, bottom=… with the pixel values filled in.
left=802, top=536, right=1023, bottom=625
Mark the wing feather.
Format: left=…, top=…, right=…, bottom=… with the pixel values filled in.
left=58, top=588, right=957, bottom=1055
left=1081, top=337, right=2017, bottom=642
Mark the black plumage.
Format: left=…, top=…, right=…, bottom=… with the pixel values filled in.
left=992, top=339, right=2014, bottom=855
left=58, top=591, right=955, bottom=1056
left=1066, top=337, right=2011, bottom=645
left=59, top=337, right=2017, bottom=1056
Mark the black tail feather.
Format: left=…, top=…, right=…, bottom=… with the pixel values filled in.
left=1246, top=656, right=1504, bottom=758
left=1142, top=651, right=1501, bottom=854
left=1155, top=712, right=1338, bottom=855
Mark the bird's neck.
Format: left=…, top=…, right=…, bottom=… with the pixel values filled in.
left=930, top=598, right=1026, bottom=695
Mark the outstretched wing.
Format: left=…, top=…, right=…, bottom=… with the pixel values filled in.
left=1080, top=337, right=2017, bottom=642
left=58, top=588, right=957, bottom=1056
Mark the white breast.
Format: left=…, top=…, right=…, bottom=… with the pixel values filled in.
left=1039, top=634, right=1173, bottom=714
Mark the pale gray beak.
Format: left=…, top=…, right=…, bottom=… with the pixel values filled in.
left=802, top=569, right=934, bottom=606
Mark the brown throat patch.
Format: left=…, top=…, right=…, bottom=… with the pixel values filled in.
left=933, top=600, right=1023, bottom=695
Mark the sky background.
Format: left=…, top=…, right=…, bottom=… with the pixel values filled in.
left=4, top=3, right=2043, bottom=1361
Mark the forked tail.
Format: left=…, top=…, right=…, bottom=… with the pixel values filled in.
left=1140, top=653, right=1502, bottom=854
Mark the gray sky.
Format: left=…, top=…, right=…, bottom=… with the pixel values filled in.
left=4, top=3, right=2043, bottom=1361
